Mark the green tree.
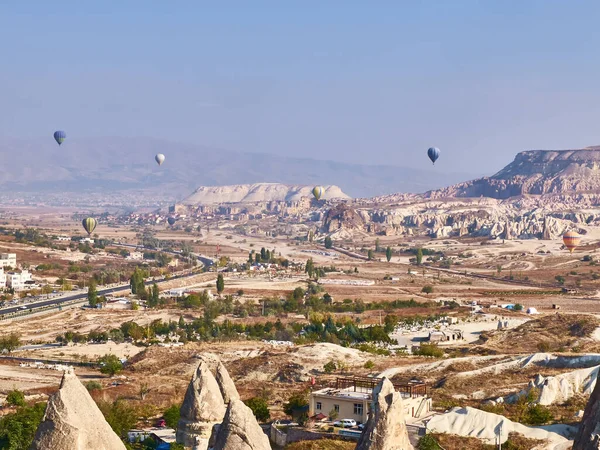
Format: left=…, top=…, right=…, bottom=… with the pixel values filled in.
left=216, top=274, right=225, bottom=294
left=163, top=404, right=181, bottom=429
left=375, top=238, right=380, bottom=252
left=6, top=389, right=25, bottom=407
left=305, top=259, right=315, bottom=278
left=417, top=434, right=442, bottom=450
left=0, top=402, right=46, bottom=450
left=248, top=251, right=254, bottom=264
left=87, top=280, right=98, bottom=307
left=148, top=283, right=160, bottom=308
left=416, top=248, right=423, bottom=266
left=0, top=333, right=21, bottom=353
left=324, top=236, right=333, bottom=249
left=386, top=246, right=392, bottom=262
left=98, top=354, right=123, bottom=377
left=260, top=247, right=267, bottom=260
left=323, top=360, right=337, bottom=373
left=244, top=397, right=270, bottom=422
left=421, top=285, right=434, bottom=294
left=514, top=303, right=524, bottom=311
left=367, top=250, right=374, bottom=261
left=283, top=391, right=309, bottom=417
left=98, top=399, right=138, bottom=438
left=555, top=275, right=566, bottom=285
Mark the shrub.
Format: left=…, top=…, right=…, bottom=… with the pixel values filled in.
left=522, top=404, right=553, bottom=425
left=421, top=285, right=434, bottom=294
left=6, top=389, right=25, bottom=407
left=85, top=381, right=102, bottom=392
left=323, top=361, right=337, bottom=373
left=414, top=344, right=444, bottom=358
left=514, top=303, right=524, bottom=311
left=244, top=397, right=270, bottom=422
left=364, top=360, right=375, bottom=369
left=418, top=434, right=441, bottom=450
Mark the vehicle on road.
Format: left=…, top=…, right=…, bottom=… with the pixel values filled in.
left=333, top=419, right=357, bottom=428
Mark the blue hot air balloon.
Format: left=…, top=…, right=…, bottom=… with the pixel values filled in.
left=427, top=147, right=440, bottom=164
left=53, top=131, right=66, bottom=146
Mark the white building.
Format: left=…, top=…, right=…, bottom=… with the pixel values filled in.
left=127, top=252, right=144, bottom=261
left=0, top=253, right=17, bottom=268
left=0, top=268, right=7, bottom=289
left=7, top=270, right=33, bottom=291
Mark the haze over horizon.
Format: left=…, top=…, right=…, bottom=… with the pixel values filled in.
left=2, top=1, right=600, bottom=177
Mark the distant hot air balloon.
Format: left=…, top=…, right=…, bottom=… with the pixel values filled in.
left=563, top=231, right=581, bottom=253
left=53, top=131, right=66, bottom=146
left=155, top=153, right=165, bottom=166
left=312, top=186, right=324, bottom=201
left=167, top=217, right=176, bottom=226
left=81, top=217, right=97, bottom=236
left=427, top=147, right=440, bottom=164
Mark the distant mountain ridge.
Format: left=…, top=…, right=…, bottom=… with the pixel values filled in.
left=181, top=183, right=349, bottom=205
left=0, top=136, right=475, bottom=199
left=426, top=146, right=600, bottom=199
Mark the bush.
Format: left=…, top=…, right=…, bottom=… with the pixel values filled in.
left=514, top=303, right=524, bottom=311
left=364, top=360, right=375, bottom=369
left=163, top=404, right=181, bottom=429
left=0, top=402, right=46, bottom=449
left=6, top=389, right=25, bottom=407
left=323, top=360, right=337, bottom=373
left=414, top=344, right=444, bottom=358
left=537, top=342, right=551, bottom=352
left=244, top=397, right=270, bottom=422
left=98, top=354, right=123, bottom=377
left=522, top=404, right=553, bottom=425
left=418, top=434, right=441, bottom=450
left=85, top=381, right=102, bottom=392
left=421, top=285, right=434, bottom=294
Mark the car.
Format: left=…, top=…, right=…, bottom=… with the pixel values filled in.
left=333, top=419, right=357, bottom=428
left=19, top=306, right=27, bottom=310
left=358, top=423, right=365, bottom=430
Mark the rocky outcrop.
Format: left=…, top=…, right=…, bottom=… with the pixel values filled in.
left=355, top=377, right=413, bottom=450
left=180, top=183, right=350, bottom=205
left=322, top=203, right=366, bottom=233
left=30, top=371, right=126, bottom=450
left=216, top=361, right=240, bottom=404
left=177, top=361, right=227, bottom=449
left=212, top=399, right=271, bottom=450
left=573, top=371, right=600, bottom=449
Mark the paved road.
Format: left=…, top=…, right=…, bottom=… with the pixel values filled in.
left=0, top=269, right=210, bottom=317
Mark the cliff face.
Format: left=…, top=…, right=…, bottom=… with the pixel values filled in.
left=180, top=183, right=350, bottom=205
left=429, top=147, right=600, bottom=199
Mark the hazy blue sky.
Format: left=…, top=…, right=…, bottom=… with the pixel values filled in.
left=2, top=1, right=600, bottom=175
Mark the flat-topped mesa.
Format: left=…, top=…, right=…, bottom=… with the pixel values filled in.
left=176, top=361, right=227, bottom=449
left=30, top=371, right=126, bottom=450
left=212, top=399, right=272, bottom=450
left=355, top=377, right=414, bottom=450
left=179, top=183, right=350, bottom=206
left=428, top=147, right=600, bottom=200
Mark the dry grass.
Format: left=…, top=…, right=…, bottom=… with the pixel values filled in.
left=285, top=439, right=355, bottom=450
left=431, top=432, right=545, bottom=450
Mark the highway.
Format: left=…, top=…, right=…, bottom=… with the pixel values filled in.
left=0, top=245, right=215, bottom=317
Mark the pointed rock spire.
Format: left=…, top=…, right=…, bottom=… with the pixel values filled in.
left=215, top=360, right=240, bottom=404
left=213, top=399, right=271, bottom=450
left=355, top=377, right=414, bottom=450
left=30, top=370, right=126, bottom=450
left=176, top=361, right=227, bottom=448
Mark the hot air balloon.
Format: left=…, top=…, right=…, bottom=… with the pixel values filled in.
left=155, top=154, right=165, bottom=166
left=312, top=186, right=324, bottom=201
left=81, top=217, right=97, bottom=236
left=563, top=231, right=581, bottom=253
left=427, top=147, right=440, bottom=164
left=53, top=131, right=66, bottom=146
left=167, top=217, right=176, bottom=226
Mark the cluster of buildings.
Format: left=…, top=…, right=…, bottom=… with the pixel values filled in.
left=0, top=253, right=33, bottom=291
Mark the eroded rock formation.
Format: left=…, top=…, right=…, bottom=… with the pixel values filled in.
left=212, top=399, right=271, bottom=450
left=30, top=370, right=126, bottom=450
left=177, top=361, right=227, bottom=449
left=573, top=370, right=600, bottom=449
left=355, top=377, right=413, bottom=450
left=216, top=360, right=240, bottom=404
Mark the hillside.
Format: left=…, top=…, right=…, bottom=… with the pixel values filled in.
left=180, top=183, right=349, bottom=205
left=0, top=137, right=472, bottom=199
left=427, top=146, right=600, bottom=199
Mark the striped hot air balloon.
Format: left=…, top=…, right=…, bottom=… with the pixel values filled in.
left=562, top=231, right=581, bottom=253
left=427, top=147, right=440, bottom=164
left=312, top=186, right=324, bottom=201
left=53, top=130, right=66, bottom=146
left=82, top=217, right=97, bottom=236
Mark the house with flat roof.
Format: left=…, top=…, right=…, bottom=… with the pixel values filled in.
left=309, top=376, right=431, bottom=424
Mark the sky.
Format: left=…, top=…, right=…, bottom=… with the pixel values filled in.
left=2, top=0, right=600, bottom=176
